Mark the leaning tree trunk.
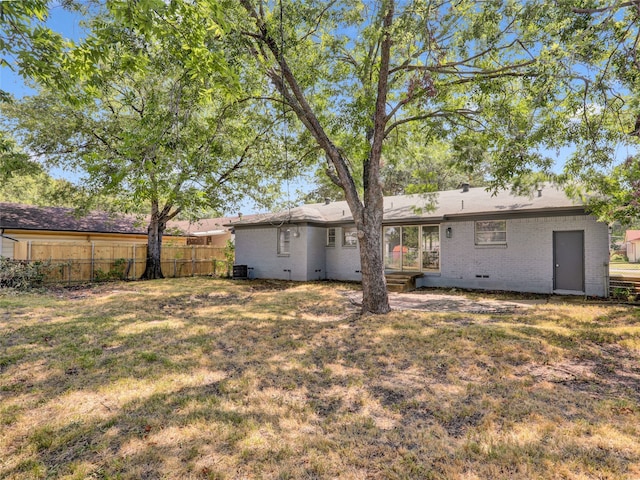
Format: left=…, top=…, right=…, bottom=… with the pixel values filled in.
left=238, top=0, right=392, bottom=314
left=141, top=202, right=166, bottom=280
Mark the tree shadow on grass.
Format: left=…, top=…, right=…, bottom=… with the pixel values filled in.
left=2, top=282, right=640, bottom=478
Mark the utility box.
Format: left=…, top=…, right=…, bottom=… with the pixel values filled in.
left=232, top=264, right=248, bottom=279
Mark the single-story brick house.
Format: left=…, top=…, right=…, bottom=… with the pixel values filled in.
left=624, top=230, right=640, bottom=263
left=228, top=184, right=610, bottom=297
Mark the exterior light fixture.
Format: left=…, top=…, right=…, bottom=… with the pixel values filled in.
left=446, top=227, right=452, bottom=238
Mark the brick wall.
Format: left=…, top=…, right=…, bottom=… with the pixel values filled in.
left=418, top=215, right=609, bottom=297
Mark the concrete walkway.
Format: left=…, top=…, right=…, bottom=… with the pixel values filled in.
left=343, top=290, right=546, bottom=314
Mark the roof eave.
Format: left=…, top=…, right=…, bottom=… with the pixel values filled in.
left=230, top=205, right=587, bottom=227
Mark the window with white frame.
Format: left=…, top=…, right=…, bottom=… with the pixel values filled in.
left=342, top=226, right=358, bottom=247
left=277, top=227, right=291, bottom=255
left=475, top=220, right=507, bottom=245
left=326, top=227, right=336, bottom=247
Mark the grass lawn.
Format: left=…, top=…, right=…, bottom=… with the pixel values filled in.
left=610, top=263, right=640, bottom=270
left=1, top=278, right=639, bottom=479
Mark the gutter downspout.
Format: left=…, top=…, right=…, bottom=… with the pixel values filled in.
left=0, top=229, right=19, bottom=242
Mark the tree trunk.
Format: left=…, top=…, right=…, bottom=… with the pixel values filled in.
left=239, top=0, right=392, bottom=314
left=357, top=204, right=390, bottom=315
left=141, top=202, right=166, bottom=280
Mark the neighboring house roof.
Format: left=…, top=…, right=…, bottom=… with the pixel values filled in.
left=0, top=202, right=177, bottom=236
left=227, top=184, right=585, bottom=227
left=624, top=230, right=640, bottom=243
left=171, top=214, right=258, bottom=236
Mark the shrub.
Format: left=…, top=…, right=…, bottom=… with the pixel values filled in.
left=610, top=253, right=628, bottom=262
left=223, top=240, right=235, bottom=277
left=93, top=258, right=128, bottom=282
left=0, top=258, right=50, bottom=289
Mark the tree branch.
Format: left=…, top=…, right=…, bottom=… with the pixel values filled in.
left=384, top=109, right=480, bottom=138
left=366, top=1, right=394, bottom=196
left=572, top=1, right=640, bottom=14
left=239, top=0, right=363, bottom=218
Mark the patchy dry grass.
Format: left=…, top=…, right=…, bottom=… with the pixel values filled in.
left=1, top=278, right=639, bottom=479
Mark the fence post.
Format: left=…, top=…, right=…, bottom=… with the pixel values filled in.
left=68, top=259, right=72, bottom=285
left=174, top=258, right=177, bottom=278
left=90, top=242, right=95, bottom=281
left=27, top=240, right=32, bottom=261
left=191, top=246, right=195, bottom=276
left=133, top=245, right=137, bottom=279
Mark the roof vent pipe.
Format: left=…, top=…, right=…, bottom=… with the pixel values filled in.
left=461, top=183, right=469, bottom=192
left=537, top=188, right=542, bottom=198
left=324, top=198, right=331, bottom=205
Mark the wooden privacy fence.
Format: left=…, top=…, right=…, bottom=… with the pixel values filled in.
left=12, top=241, right=229, bottom=284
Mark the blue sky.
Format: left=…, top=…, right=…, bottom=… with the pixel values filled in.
left=2, top=3, right=634, bottom=215
left=1, top=4, right=87, bottom=98
left=1, top=5, right=94, bottom=196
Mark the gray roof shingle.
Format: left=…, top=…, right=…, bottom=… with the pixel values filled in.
left=0, top=203, right=150, bottom=235
left=228, top=184, right=584, bottom=227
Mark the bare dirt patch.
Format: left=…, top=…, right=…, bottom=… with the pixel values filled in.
left=343, top=289, right=543, bottom=314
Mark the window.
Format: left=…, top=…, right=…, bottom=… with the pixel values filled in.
left=421, top=225, right=440, bottom=270
left=475, top=220, right=507, bottom=245
left=327, top=227, right=336, bottom=247
left=384, top=225, right=440, bottom=272
left=342, top=226, right=358, bottom=247
left=278, top=227, right=290, bottom=255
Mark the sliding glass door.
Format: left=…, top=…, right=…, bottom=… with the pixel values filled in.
left=402, top=226, right=420, bottom=270
left=384, top=227, right=401, bottom=270
left=421, top=226, right=440, bottom=271
left=383, top=225, right=440, bottom=272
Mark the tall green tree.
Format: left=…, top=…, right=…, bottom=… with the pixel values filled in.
left=235, top=0, right=559, bottom=314
left=0, top=1, right=58, bottom=177
left=542, top=1, right=640, bottom=224
left=300, top=137, right=486, bottom=203
left=4, top=2, right=286, bottom=279
left=0, top=168, right=90, bottom=207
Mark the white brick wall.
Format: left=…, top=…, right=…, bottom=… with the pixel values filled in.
left=234, top=225, right=303, bottom=280
left=325, top=226, right=361, bottom=281
left=418, top=215, right=609, bottom=296
left=235, top=215, right=609, bottom=296
left=235, top=225, right=362, bottom=281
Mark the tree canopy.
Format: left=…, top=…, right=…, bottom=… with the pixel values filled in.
left=543, top=1, right=640, bottom=224
left=2, top=0, right=293, bottom=278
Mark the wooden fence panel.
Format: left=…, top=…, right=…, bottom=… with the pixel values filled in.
left=13, top=242, right=27, bottom=260
left=8, top=241, right=227, bottom=283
